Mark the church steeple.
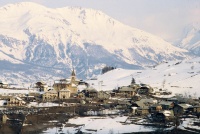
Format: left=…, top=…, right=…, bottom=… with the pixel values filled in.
left=71, top=68, right=76, bottom=76
left=71, top=68, right=76, bottom=84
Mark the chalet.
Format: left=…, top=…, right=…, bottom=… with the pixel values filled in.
left=159, top=101, right=174, bottom=110
left=97, top=91, right=111, bottom=100
left=0, top=81, right=9, bottom=88
left=118, top=86, right=136, bottom=97
left=53, top=69, right=79, bottom=95
left=193, top=105, right=200, bottom=113
left=150, top=104, right=162, bottom=113
left=152, top=110, right=174, bottom=122
left=7, top=96, right=26, bottom=106
left=137, top=85, right=153, bottom=95
left=131, top=94, right=141, bottom=101
left=35, top=81, right=48, bottom=92
left=84, top=87, right=98, bottom=98
left=136, top=106, right=149, bottom=115
left=167, top=98, right=178, bottom=104
left=117, top=100, right=131, bottom=109
left=132, top=99, right=155, bottom=115
left=58, top=88, right=70, bottom=100
left=43, top=90, right=58, bottom=101
left=77, top=92, right=85, bottom=99
left=173, top=103, right=193, bottom=115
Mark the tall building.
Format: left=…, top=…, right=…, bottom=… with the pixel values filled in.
left=53, top=69, right=79, bottom=95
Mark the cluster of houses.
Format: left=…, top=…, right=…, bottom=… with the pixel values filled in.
left=0, top=70, right=200, bottom=124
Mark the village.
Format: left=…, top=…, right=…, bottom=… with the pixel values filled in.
left=0, top=69, right=200, bottom=133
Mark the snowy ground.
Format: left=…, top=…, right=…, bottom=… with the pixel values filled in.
left=0, top=88, right=39, bottom=95
left=43, top=116, right=158, bottom=134
left=27, top=102, right=59, bottom=107
left=87, top=57, right=200, bottom=97
left=179, top=117, right=200, bottom=131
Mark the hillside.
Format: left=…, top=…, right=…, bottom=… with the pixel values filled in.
left=87, top=57, right=200, bottom=97
left=178, top=22, right=200, bottom=55
left=0, top=2, right=190, bottom=82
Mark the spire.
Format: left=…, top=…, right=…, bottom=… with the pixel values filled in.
left=71, top=68, right=75, bottom=76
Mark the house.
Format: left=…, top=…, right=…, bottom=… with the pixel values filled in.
left=58, top=88, right=70, bottom=99
left=159, top=101, right=174, bottom=110
left=0, top=81, right=9, bottom=88
left=173, top=103, right=193, bottom=115
left=43, top=90, right=58, bottom=101
left=7, top=96, right=26, bottom=106
left=118, top=86, right=136, bottom=97
left=117, top=100, right=132, bottom=109
left=53, top=69, right=79, bottom=95
left=77, top=92, right=85, bottom=99
left=132, top=100, right=152, bottom=115
left=2, top=114, right=7, bottom=124
left=150, top=104, right=162, bottom=113
left=136, top=106, right=149, bottom=115
left=167, top=98, right=178, bottom=104
left=131, top=94, right=141, bottom=101
left=35, top=81, right=48, bottom=92
left=137, top=85, right=154, bottom=95
left=97, top=91, right=111, bottom=100
left=152, top=110, right=174, bottom=122
left=83, top=87, right=98, bottom=98
left=193, top=105, right=200, bottom=113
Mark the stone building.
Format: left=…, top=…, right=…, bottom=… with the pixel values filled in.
left=97, top=91, right=111, bottom=100
left=0, top=81, right=9, bottom=88
left=58, top=88, right=71, bottom=100
left=7, top=96, right=26, bottom=106
left=43, top=90, right=58, bottom=101
left=53, top=69, right=79, bottom=95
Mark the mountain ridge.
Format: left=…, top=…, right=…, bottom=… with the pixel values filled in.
left=0, top=2, right=191, bottom=82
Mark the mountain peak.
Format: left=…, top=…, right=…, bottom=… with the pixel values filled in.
left=0, top=2, right=190, bottom=79
left=0, top=2, right=47, bottom=10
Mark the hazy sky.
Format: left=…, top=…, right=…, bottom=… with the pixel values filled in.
left=0, top=0, right=200, bottom=42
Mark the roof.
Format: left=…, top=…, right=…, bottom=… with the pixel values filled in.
left=59, top=88, right=70, bottom=92
left=86, top=87, right=98, bottom=93
left=140, top=98, right=155, bottom=104
left=44, top=90, right=57, bottom=94
left=159, top=110, right=173, bottom=117
left=119, top=86, right=135, bottom=92
left=159, top=101, right=173, bottom=106
left=178, top=104, right=193, bottom=109
left=135, top=101, right=149, bottom=109
left=71, top=68, right=76, bottom=76
left=36, top=81, right=46, bottom=85
left=98, top=91, right=110, bottom=95
left=10, top=96, right=23, bottom=101
left=72, top=83, right=77, bottom=87
left=0, top=81, right=8, bottom=84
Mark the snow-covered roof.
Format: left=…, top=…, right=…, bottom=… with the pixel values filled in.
left=72, top=83, right=77, bottom=87
left=59, top=88, right=70, bottom=92
left=178, top=104, right=193, bottom=109
left=44, top=90, right=57, bottom=94
left=0, top=100, right=7, bottom=106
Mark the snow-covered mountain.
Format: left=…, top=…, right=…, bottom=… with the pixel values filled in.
left=0, top=2, right=190, bottom=83
left=178, top=22, right=200, bottom=55
left=87, top=57, right=200, bottom=97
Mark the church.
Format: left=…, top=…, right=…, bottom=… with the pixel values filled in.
left=53, top=69, right=80, bottom=95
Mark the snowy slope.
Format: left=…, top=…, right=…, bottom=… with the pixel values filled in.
left=178, top=23, right=200, bottom=55
left=0, top=2, right=190, bottom=79
left=87, top=57, right=200, bottom=97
